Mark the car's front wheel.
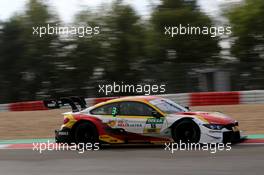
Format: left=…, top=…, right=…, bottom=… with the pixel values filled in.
left=171, top=119, right=200, bottom=143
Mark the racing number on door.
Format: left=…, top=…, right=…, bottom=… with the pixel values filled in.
left=151, top=124, right=156, bottom=129
left=144, top=118, right=164, bottom=134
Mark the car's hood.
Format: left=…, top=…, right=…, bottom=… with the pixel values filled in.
left=174, top=111, right=236, bottom=125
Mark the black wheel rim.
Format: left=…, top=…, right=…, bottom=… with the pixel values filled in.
left=176, top=123, right=197, bottom=143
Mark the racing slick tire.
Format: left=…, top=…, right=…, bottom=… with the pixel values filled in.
left=74, top=122, right=99, bottom=145
left=171, top=119, right=200, bottom=143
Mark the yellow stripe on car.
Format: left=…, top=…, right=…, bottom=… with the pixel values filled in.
left=195, top=115, right=209, bottom=123
left=99, top=135, right=125, bottom=143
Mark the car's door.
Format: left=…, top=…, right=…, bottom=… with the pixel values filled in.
left=117, top=101, right=165, bottom=135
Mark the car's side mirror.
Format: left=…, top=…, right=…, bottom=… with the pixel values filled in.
left=185, top=106, right=190, bottom=111
left=152, top=110, right=161, bottom=118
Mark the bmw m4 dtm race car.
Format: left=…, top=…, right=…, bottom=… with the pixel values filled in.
left=44, top=96, right=241, bottom=145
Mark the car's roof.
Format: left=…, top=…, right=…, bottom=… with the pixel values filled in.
left=94, top=95, right=162, bottom=107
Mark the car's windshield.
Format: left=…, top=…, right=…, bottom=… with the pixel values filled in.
left=149, top=98, right=188, bottom=114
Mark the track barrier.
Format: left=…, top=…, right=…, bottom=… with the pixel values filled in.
left=0, top=90, right=264, bottom=112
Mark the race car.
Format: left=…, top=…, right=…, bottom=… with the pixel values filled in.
left=49, top=96, right=241, bottom=145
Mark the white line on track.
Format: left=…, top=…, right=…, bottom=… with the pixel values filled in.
left=0, top=144, right=10, bottom=149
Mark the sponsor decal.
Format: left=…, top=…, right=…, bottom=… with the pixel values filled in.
left=146, top=118, right=164, bottom=124
left=107, top=120, right=117, bottom=127
left=57, top=131, right=69, bottom=136
left=144, top=118, right=164, bottom=133
left=117, top=120, right=142, bottom=127
left=106, top=119, right=142, bottom=128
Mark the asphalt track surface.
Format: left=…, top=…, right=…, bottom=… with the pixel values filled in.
left=0, top=144, right=263, bottom=175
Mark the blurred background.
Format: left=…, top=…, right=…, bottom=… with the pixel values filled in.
left=0, top=0, right=263, bottom=103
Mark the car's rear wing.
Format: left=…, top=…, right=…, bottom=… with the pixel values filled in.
left=43, top=97, right=87, bottom=112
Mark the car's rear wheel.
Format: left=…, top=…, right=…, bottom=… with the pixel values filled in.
left=172, top=119, right=200, bottom=143
left=74, top=122, right=99, bottom=145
